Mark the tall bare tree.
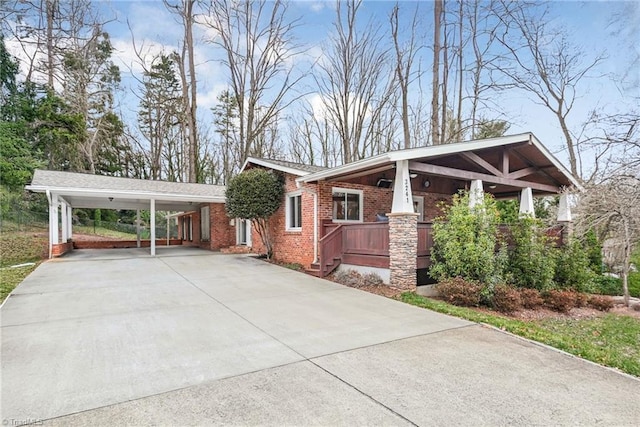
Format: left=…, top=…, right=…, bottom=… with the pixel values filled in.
left=201, top=0, right=303, bottom=170
left=495, top=4, right=605, bottom=179
left=315, top=0, right=394, bottom=163
left=576, top=176, right=640, bottom=306
left=390, top=2, right=421, bottom=149
left=164, top=0, right=198, bottom=182
left=431, top=0, right=443, bottom=145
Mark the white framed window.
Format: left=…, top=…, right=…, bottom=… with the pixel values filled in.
left=412, top=196, right=424, bottom=222
left=286, top=191, right=303, bottom=231
left=200, top=206, right=210, bottom=241
left=332, top=187, right=363, bottom=222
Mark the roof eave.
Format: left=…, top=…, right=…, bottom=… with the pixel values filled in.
left=241, top=157, right=310, bottom=177
left=25, top=185, right=227, bottom=204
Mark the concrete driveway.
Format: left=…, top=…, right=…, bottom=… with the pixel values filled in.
left=1, top=248, right=638, bottom=426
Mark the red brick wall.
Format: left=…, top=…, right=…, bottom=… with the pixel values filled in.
left=52, top=241, right=73, bottom=257
left=177, top=203, right=235, bottom=250
left=256, top=174, right=453, bottom=269
left=250, top=175, right=317, bottom=267
left=73, top=240, right=181, bottom=249
left=210, top=203, right=235, bottom=249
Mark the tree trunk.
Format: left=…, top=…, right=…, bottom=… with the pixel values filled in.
left=431, top=0, right=442, bottom=145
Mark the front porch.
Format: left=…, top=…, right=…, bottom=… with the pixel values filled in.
left=299, top=133, right=580, bottom=289
left=311, top=220, right=565, bottom=285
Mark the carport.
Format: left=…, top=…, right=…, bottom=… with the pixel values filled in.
left=26, top=169, right=226, bottom=257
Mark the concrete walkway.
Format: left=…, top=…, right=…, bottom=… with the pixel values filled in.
left=1, top=248, right=638, bottom=426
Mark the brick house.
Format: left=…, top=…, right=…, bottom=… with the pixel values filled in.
left=28, top=133, right=579, bottom=290
left=175, top=133, right=580, bottom=289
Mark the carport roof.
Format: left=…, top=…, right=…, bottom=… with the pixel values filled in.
left=26, top=170, right=226, bottom=211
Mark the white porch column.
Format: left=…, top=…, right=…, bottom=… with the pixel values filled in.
left=391, top=160, right=414, bottom=213
left=519, top=187, right=535, bottom=217
left=67, top=205, right=73, bottom=240
left=136, top=209, right=141, bottom=248
left=150, top=200, right=156, bottom=256
left=50, top=193, right=59, bottom=245
left=469, top=179, right=484, bottom=208
left=557, top=193, right=573, bottom=242
left=557, top=194, right=572, bottom=222
left=61, top=200, right=68, bottom=242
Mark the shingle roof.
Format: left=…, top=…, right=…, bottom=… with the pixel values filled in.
left=244, top=158, right=327, bottom=175
left=29, top=169, right=226, bottom=198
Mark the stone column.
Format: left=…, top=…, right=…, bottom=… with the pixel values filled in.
left=388, top=212, right=419, bottom=291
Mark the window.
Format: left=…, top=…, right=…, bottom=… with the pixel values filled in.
left=200, top=206, right=210, bottom=241
left=332, top=188, right=363, bottom=222
left=286, top=192, right=302, bottom=231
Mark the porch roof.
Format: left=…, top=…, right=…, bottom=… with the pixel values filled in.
left=26, top=169, right=226, bottom=211
left=297, top=133, right=581, bottom=196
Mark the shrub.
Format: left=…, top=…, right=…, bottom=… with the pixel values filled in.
left=491, top=285, right=522, bottom=313
left=519, top=288, right=544, bottom=309
left=506, top=217, right=557, bottom=291
left=544, top=290, right=576, bottom=313
left=588, top=295, right=614, bottom=312
left=363, top=272, right=384, bottom=286
left=430, top=192, right=501, bottom=284
left=435, top=277, right=482, bottom=307
left=584, top=229, right=603, bottom=274
left=574, top=292, right=589, bottom=308
left=592, top=275, right=622, bottom=296
left=554, top=238, right=597, bottom=292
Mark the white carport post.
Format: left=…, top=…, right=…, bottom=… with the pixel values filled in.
left=67, top=205, right=73, bottom=240
left=136, top=209, right=141, bottom=248
left=60, top=200, right=68, bottom=242
left=150, top=199, right=156, bottom=256
left=469, top=179, right=484, bottom=209
left=519, top=187, right=535, bottom=217
left=48, top=192, right=59, bottom=258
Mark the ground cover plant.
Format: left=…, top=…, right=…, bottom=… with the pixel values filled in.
left=0, top=229, right=47, bottom=302
left=400, top=293, right=640, bottom=377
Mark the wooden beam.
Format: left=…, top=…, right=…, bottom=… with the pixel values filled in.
left=508, top=167, right=537, bottom=179
left=408, top=161, right=559, bottom=193
left=327, top=164, right=394, bottom=182
left=509, top=149, right=563, bottom=187
left=460, top=152, right=503, bottom=177
left=502, top=149, right=510, bottom=174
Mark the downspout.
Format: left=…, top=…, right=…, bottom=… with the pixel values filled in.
left=46, top=189, right=52, bottom=259
left=297, top=180, right=319, bottom=263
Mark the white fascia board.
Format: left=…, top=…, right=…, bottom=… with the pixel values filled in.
left=241, top=157, right=310, bottom=177
left=528, top=134, right=583, bottom=191
left=24, top=186, right=226, bottom=204
left=297, top=154, right=393, bottom=183
left=388, top=133, right=533, bottom=162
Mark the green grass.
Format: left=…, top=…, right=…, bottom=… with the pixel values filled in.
left=73, top=225, right=137, bottom=239
left=0, top=231, right=47, bottom=303
left=400, top=293, right=640, bottom=377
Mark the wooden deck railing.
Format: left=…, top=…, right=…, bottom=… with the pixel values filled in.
left=318, top=224, right=343, bottom=277
left=417, top=222, right=433, bottom=269
left=316, top=220, right=565, bottom=278
left=342, top=223, right=390, bottom=268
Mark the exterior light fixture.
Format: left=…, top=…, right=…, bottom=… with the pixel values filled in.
left=423, top=180, right=431, bottom=188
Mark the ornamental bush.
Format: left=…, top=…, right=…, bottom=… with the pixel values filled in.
left=225, top=168, right=284, bottom=259
left=554, top=237, right=597, bottom=292
left=506, top=217, right=556, bottom=291
left=435, top=277, right=482, bottom=307
left=491, top=284, right=522, bottom=313
left=430, top=192, right=502, bottom=284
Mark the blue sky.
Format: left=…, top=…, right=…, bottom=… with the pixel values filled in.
left=39, top=1, right=640, bottom=172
